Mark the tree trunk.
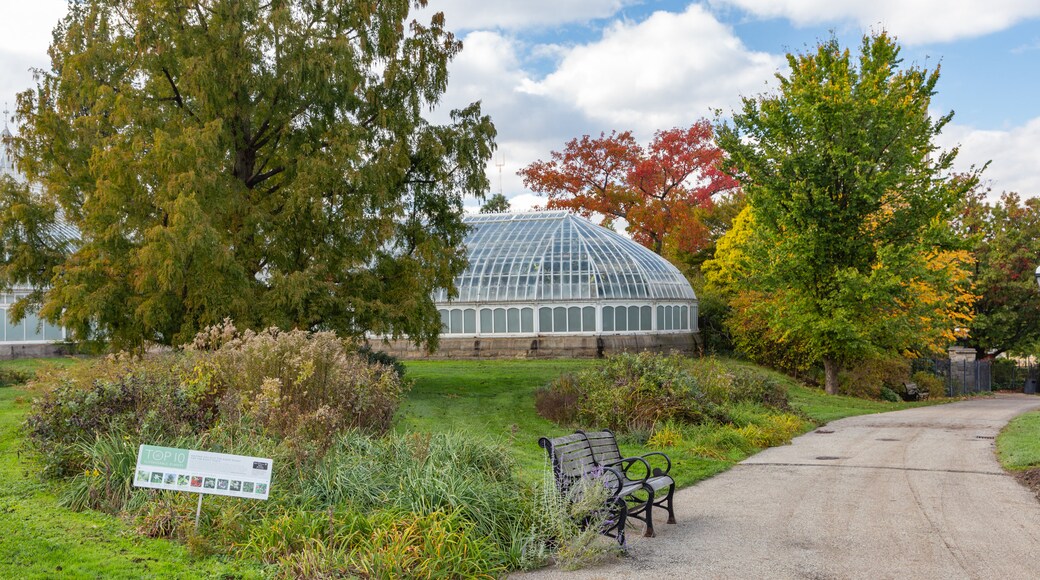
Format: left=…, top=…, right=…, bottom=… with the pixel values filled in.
left=823, top=357, right=840, bottom=395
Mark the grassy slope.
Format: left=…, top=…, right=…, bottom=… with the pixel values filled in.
left=399, top=358, right=932, bottom=489
left=997, top=411, right=1040, bottom=471
left=0, top=360, right=264, bottom=579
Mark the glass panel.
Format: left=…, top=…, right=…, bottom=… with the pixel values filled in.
left=507, top=308, right=520, bottom=333
left=657, top=305, right=665, bottom=331
left=582, top=306, right=595, bottom=332
left=464, top=309, right=476, bottom=334
left=615, top=307, right=627, bottom=331
left=539, top=307, right=552, bottom=332
left=568, top=307, right=581, bottom=332
left=553, top=307, right=567, bottom=333
left=0, top=310, right=5, bottom=340
left=603, top=306, right=614, bottom=332
left=628, top=306, right=639, bottom=331
left=6, top=309, right=24, bottom=342
left=521, top=308, right=534, bottom=333
left=665, top=306, right=673, bottom=331
left=450, top=309, right=463, bottom=334
left=493, top=308, right=506, bottom=333
left=680, top=306, right=689, bottom=330
left=25, top=312, right=44, bottom=341
left=44, top=321, right=63, bottom=341
left=640, top=306, right=652, bottom=331
left=673, top=305, right=681, bottom=330
left=480, top=309, right=493, bottom=334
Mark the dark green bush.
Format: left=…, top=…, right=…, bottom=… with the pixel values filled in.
left=356, top=344, right=406, bottom=380
left=879, top=386, right=901, bottom=402
left=911, top=371, right=945, bottom=399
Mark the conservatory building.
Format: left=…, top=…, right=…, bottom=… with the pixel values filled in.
left=384, top=210, right=699, bottom=358
left=0, top=125, right=70, bottom=359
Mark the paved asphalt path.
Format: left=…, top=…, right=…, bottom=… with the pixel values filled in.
left=520, top=394, right=1040, bottom=580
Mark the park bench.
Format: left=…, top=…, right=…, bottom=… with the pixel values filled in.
left=538, top=433, right=631, bottom=548
left=578, top=429, right=676, bottom=538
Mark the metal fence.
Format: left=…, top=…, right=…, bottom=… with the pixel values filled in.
left=990, top=360, right=1039, bottom=392
left=912, top=358, right=992, bottom=397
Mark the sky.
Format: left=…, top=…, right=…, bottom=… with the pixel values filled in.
left=2, top=0, right=1039, bottom=212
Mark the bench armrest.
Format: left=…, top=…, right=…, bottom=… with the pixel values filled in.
left=603, top=456, right=651, bottom=485
left=581, top=464, right=627, bottom=499
left=638, top=451, right=672, bottom=476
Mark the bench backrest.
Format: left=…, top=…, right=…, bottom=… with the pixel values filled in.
left=579, top=429, right=623, bottom=466
left=538, top=433, right=598, bottom=492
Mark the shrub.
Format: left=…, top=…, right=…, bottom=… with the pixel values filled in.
left=879, top=387, right=901, bottom=402
left=0, top=367, right=32, bottom=387
left=24, top=354, right=211, bottom=477
left=208, top=327, right=405, bottom=442
left=535, top=353, right=791, bottom=434
left=839, top=355, right=911, bottom=399
left=356, top=343, right=406, bottom=380
left=911, top=371, right=946, bottom=399
left=534, top=374, right=580, bottom=426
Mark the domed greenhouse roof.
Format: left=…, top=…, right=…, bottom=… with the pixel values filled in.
left=433, top=211, right=697, bottom=304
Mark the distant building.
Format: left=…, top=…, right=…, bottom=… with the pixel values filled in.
left=381, top=210, right=699, bottom=358
left=0, top=123, right=70, bottom=358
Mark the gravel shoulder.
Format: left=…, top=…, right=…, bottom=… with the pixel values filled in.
left=520, top=394, right=1040, bottom=580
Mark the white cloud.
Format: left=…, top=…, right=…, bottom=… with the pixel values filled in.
left=521, top=4, right=784, bottom=130
left=0, top=0, right=67, bottom=123
left=938, top=118, right=1040, bottom=199
left=427, top=0, right=636, bottom=31
left=712, top=0, right=1040, bottom=44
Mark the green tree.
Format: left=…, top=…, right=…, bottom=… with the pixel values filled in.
left=0, top=0, right=495, bottom=349
left=961, top=192, right=1040, bottom=358
left=479, top=192, right=511, bottom=213
left=713, top=33, right=977, bottom=394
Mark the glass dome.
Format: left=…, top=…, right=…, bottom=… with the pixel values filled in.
left=433, top=211, right=696, bottom=303
left=433, top=211, right=697, bottom=338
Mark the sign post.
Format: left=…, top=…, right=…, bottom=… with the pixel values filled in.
left=134, top=445, right=273, bottom=528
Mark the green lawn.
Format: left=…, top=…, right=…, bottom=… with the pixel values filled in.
left=788, top=384, right=933, bottom=423
left=997, top=410, right=1040, bottom=471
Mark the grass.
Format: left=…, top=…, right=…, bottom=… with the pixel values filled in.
left=997, top=411, right=1040, bottom=471
left=397, top=359, right=596, bottom=480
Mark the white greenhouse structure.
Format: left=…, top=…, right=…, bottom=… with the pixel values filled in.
left=386, top=210, right=699, bottom=358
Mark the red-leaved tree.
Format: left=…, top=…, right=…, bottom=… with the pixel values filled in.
left=518, top=120, right=739, bottom=256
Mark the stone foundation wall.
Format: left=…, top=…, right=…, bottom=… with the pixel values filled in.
left=0, top=342, right=71, bottom=360
left=374, top=333, right=699, bottom=360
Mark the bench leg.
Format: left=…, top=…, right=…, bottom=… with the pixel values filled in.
left=664, top=481, right=676, bottom=524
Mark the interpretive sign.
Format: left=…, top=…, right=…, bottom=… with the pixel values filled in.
left=134, top=445, right=273, bottom=500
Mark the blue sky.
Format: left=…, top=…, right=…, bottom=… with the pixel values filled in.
left=2, top=1, right=1039, bottom=210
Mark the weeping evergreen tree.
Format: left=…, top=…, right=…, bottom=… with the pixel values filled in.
left=0, top=0, right=495, bottom=349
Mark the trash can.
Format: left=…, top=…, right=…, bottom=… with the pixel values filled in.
left=1025, top=378, right=1038, bottom=395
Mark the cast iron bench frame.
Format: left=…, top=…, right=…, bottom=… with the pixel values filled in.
left=577, top=429, right=676, bottom=537
left=538, top=433, right=631, bottom=548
